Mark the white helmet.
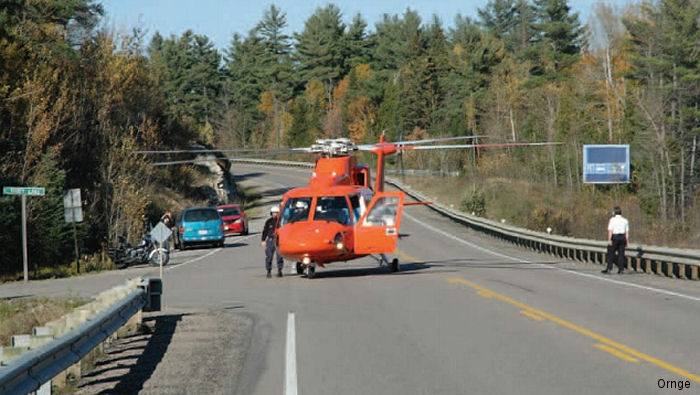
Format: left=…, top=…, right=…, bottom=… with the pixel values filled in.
left=270, top=206, right=280, bottom=214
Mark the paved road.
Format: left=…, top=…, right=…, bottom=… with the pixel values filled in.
left=2, top=164, right=699, bottom=394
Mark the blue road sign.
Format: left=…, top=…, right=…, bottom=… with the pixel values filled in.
left=583, top=145, right=630, bottom=184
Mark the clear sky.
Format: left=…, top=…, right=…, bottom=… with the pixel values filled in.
left=100, top=0, right=635, bottom=51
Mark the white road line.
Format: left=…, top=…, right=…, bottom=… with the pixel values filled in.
left=166, top=248, right=221, bottom=272
left=403, top=212, right=700, bottom=303
left=286, top=312, right=298, bottom=395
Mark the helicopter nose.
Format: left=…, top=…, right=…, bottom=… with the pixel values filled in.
left=277, top=222, right=344, bottom=258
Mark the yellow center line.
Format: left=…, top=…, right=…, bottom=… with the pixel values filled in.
left=447, top=277, right=700, bottom=383
left=595, top=344, right=639, bottom=363
left=477, top=291, right=494, bottom=299
left=520, top=310, right=546, bottom=322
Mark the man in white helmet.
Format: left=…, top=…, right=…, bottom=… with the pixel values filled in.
left=261, top=205, right=284, bottom=278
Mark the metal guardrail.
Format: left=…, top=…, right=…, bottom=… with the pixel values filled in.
left=0, top=278, right=162, bottom=394
left=232, top=158, right=700, bottom=280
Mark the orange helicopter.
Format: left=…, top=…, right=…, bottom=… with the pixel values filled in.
left=139, top=135, right=558, bottom=278
left=270, top=135, right=558, bottom=278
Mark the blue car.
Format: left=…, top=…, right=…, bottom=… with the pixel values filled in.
left=174, top=207, right=225, bottom=250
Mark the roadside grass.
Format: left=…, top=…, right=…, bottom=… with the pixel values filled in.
left=0, top=252, right=116, bottom=284
left=0, top=294, right=89, bottom=347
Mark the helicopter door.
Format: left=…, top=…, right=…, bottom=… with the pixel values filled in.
left=354, top=191, right=404, bottom=254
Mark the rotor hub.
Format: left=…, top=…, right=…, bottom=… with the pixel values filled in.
left=311, top=138, right=358, bottom=157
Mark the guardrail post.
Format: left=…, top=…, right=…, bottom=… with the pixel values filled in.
left=677, top=263, right=685, bottom=280
left=690, top=265, right=699, bottom=280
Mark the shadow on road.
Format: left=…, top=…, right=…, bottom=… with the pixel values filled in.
left=78, top=313, right=187, bottom=394
left=308, top=261, right=433, bottom=279
left=233, top=172, right=267, bottom=181
left=416, top=258, right=562, bottom=269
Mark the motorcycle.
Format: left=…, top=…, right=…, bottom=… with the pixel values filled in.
left=108, top=230, right=170, bottom=269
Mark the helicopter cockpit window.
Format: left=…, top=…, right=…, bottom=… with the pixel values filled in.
left=362, top=196, right=399, bottom=227
left=280, top=197, right=312, bottom=226
left=313, top=196, right=351, bottom=225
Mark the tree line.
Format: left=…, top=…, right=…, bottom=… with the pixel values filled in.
left=0, top=0, right=698, bottom=277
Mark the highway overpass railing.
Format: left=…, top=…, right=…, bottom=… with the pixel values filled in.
left=0, top=277, right=162, bottom=394
left=232, top=158, right=700, bottom=280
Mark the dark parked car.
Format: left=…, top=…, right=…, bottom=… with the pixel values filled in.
left=174, top=207, right=225, bottom=250
left=217, top=204, right=249, bottom=236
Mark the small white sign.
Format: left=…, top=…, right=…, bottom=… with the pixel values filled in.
left=151, top=222, right=172, bottom=244
left=63, top=189, right=83, bottom=223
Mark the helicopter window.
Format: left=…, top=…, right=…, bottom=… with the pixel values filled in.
left=349, top=194, right=362, bottom=224
left=280, top=197, right=312, bottom=225
left=362, top=196, right=399, bottom=227
left=313, top=196, right=351, bottom=225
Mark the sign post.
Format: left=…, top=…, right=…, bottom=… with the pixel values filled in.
left=63, top=189, right=83, bottom=273
left=3, top=186, right=45, bottom=282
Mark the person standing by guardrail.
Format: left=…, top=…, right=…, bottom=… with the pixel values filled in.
left=261, top=205, right=284, bottom=278
left=602, top=206, right=629, bottom=274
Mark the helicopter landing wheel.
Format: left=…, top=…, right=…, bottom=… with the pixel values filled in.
left=306, top=264, right=316, bottom=279
left=296, top=262, right=304, bottom=275
left=391, top=258, right=399, bottom=273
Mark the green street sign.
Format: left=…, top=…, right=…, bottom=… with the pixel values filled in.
left=3, top=186, right=45, bottom=196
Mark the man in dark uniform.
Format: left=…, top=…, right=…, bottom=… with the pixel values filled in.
left=261, top=205, right=284, bottom=278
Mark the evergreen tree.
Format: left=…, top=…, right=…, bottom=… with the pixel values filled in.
left=528, top=0, right=585, bottom=80
left=423, top=15, right=450, bottom=129
left=478, top=0, right=536, bottom=55
left=148, top=31, right=222, bottom=134
left=294, top=4, right=347, bottom=99
left=344, top=13, right=374, bottom=69
left=373, top=9, right=423, bottom=73
left=256, top=5, right=294, bottom=100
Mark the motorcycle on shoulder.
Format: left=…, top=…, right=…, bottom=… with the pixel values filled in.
left=108, top=229, right=170, bottom=269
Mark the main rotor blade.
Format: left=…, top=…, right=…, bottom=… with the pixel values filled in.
left=356, top=135, right=485, bottom=151
left=409, top=142, right=562, bottom=150
left=148, top=149, right=317, bottom=166
left=134, top=147, right=308, bottom=155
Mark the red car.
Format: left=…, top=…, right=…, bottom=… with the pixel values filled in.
left=217, top=204, right=249, bottom=236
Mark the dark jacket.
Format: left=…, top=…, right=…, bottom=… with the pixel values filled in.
left=262, top=216, right=277, bottom=242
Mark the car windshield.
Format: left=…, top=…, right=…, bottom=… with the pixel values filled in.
left=218, top=207, right=240, bottom=216
left=279, top=197, right=312, bottom=226
left=184, top=209, right=219, bottom=222
left=313, top=196, right=351, bottom=225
